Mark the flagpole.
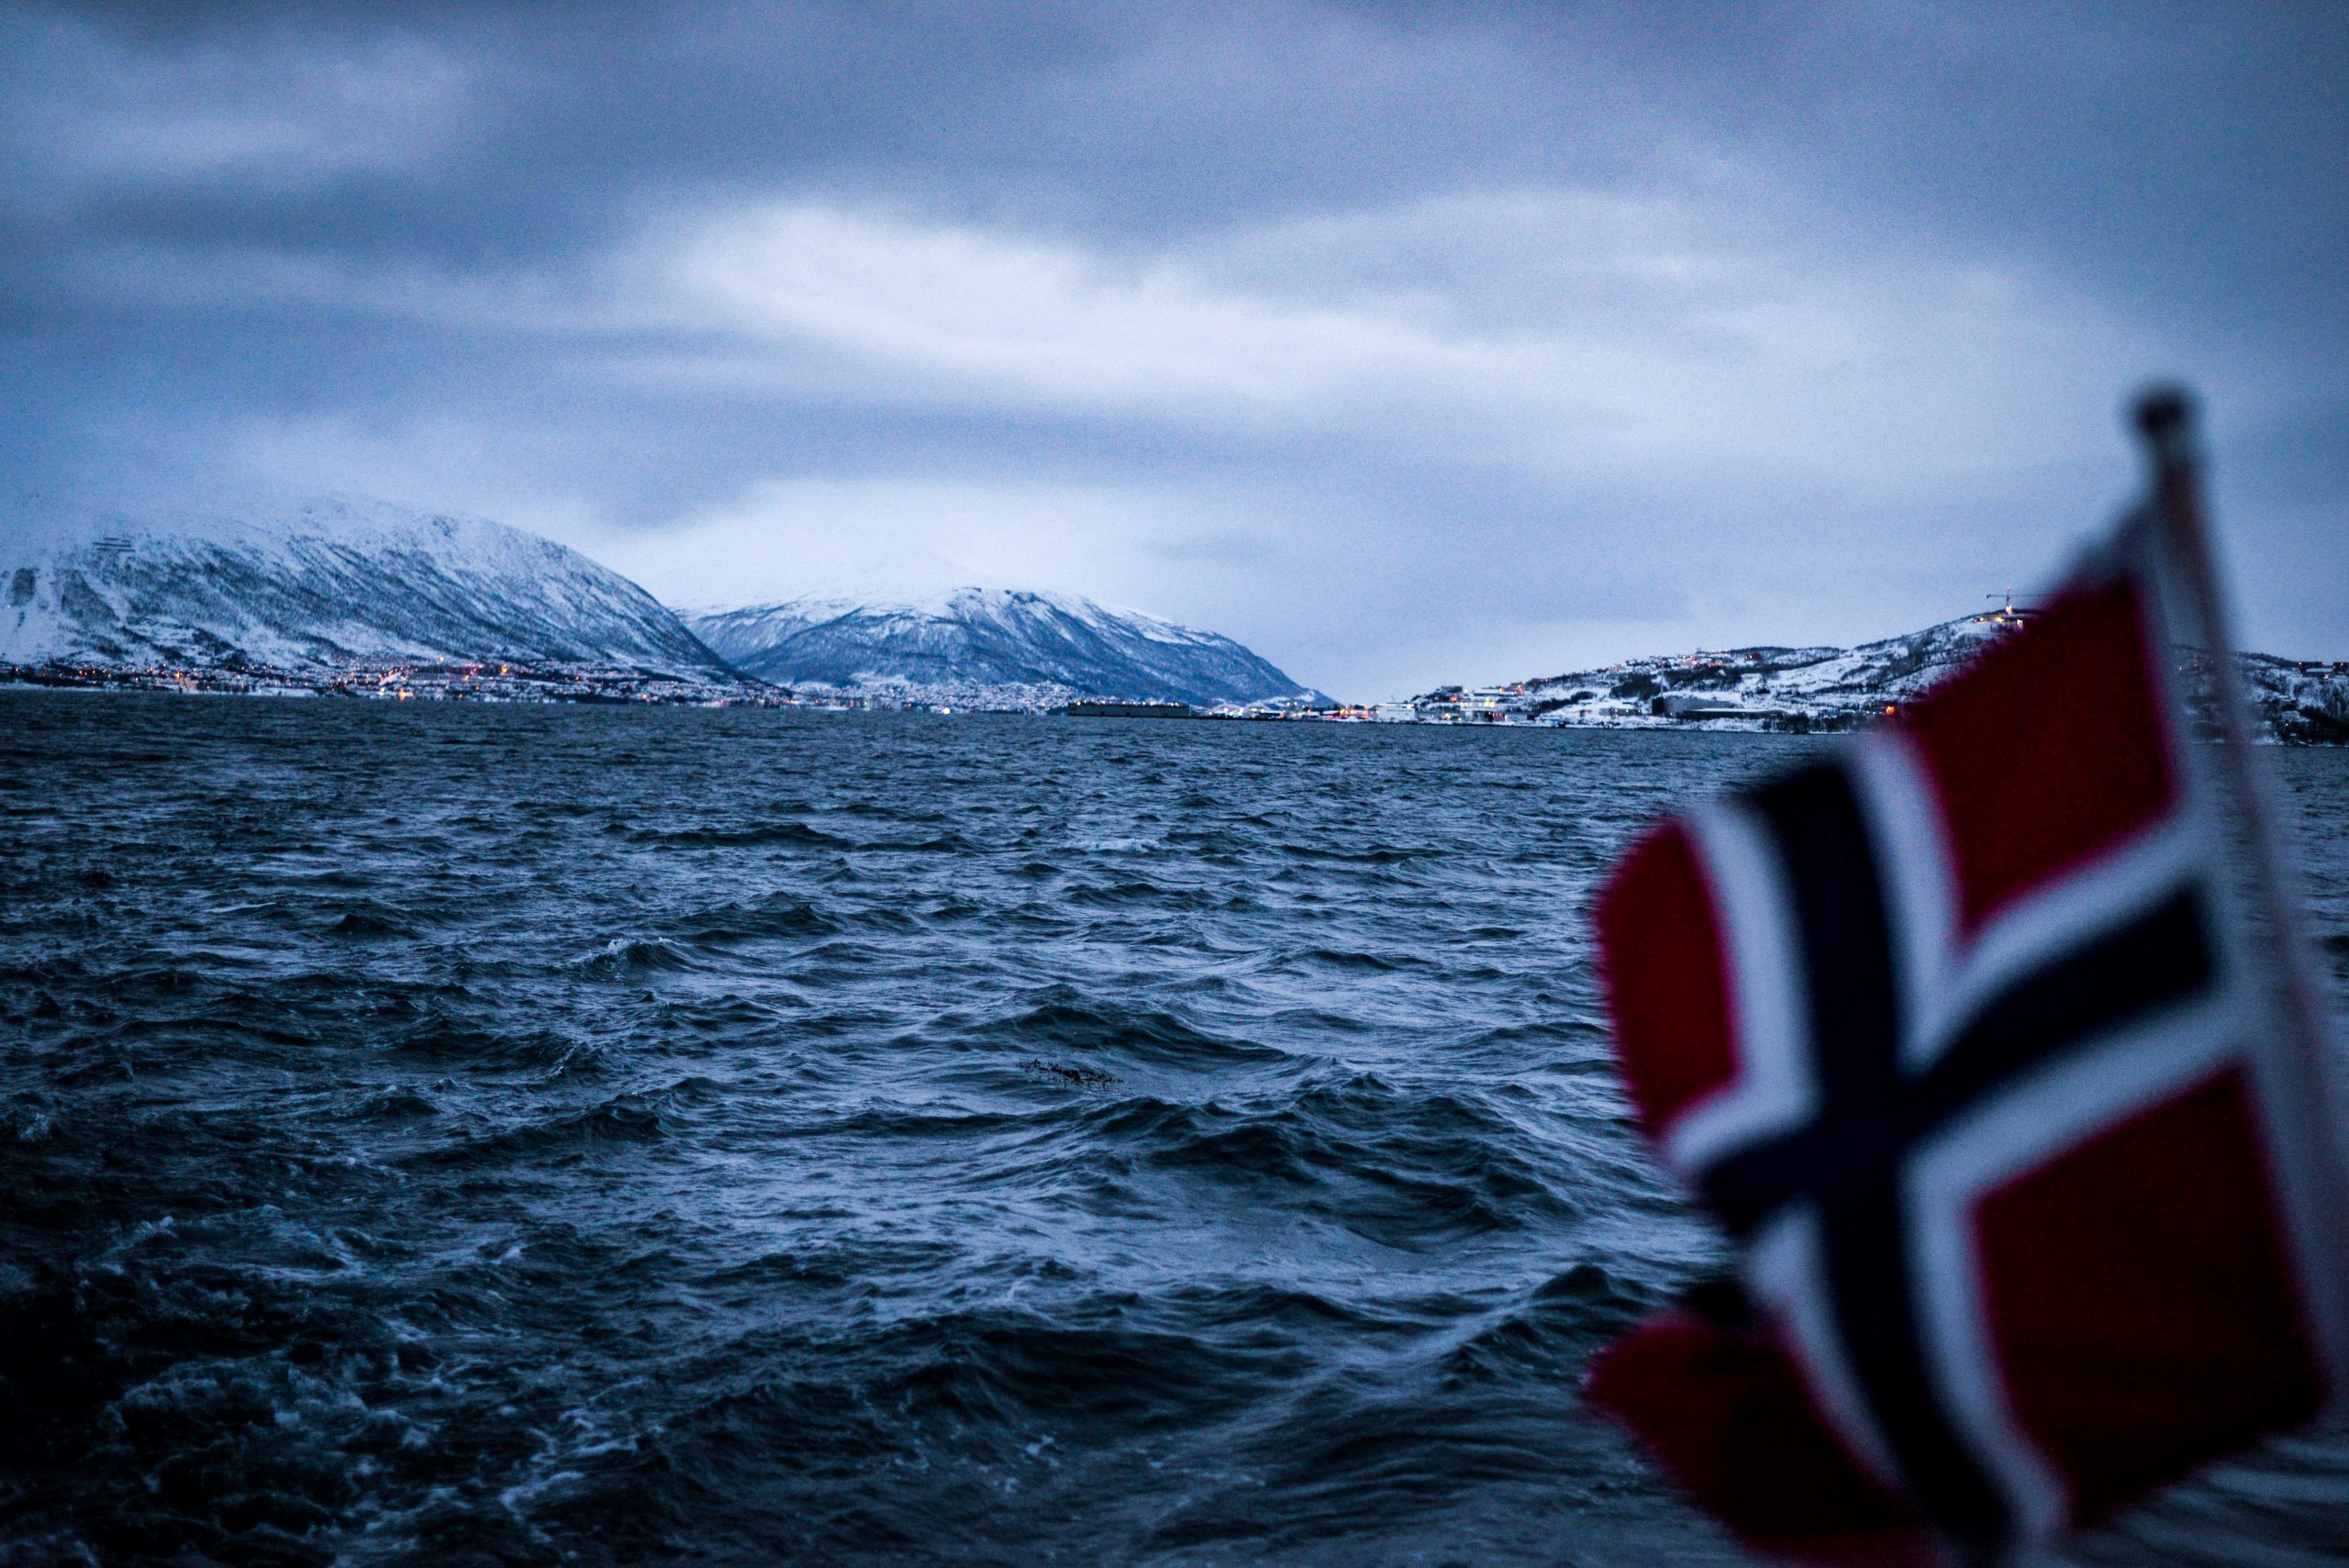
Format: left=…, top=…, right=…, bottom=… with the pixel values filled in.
left=2132, top=388, right=2332, bottom=1030
left=2132, top=384, right=2349, bottom=1338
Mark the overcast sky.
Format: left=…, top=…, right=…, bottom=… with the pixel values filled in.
left=4, top=1, right=2343, bottom=698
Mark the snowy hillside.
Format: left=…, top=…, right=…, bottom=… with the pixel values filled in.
left=1497, top=614, right=2016, bottom=729
left=1410, top=611, right=2349, bottom=743
left=692, top=586, right=1329, bottom=708
left=2187, top=651, right=2349, bottom=745
left=1, top=499, right=737, bottom=680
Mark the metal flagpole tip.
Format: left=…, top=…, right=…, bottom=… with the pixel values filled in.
left=2132, top=383, right=2201, bottom=469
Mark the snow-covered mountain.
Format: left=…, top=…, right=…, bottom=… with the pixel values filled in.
left=1497, top=614, right=2018, bottom=728
left=690, top=586, right=1330, bottom=708
left=2186, top=651, right=2349, bottom=745
left=1410, top=611, right=2349, bottom=743
left=1, top=499, right=737, bottom=680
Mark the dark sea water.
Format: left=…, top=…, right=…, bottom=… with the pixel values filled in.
left=3, top=691, right=2346, bottom=1568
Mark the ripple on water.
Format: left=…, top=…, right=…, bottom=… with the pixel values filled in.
left=4, top=693, right=2344, bottom=1566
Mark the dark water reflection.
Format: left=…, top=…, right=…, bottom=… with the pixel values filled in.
left=2, top=692, right=2343, bottom=1566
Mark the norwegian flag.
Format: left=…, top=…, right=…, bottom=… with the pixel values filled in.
left=1585, top=393, right=2349, bottom=1567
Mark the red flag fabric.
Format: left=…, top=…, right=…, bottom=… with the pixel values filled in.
left=1586, top=455, right=2349, bottom=1565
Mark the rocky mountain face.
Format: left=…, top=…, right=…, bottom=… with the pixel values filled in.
left=1, top=499, right=738, bottom=680
left=690, top=587, right=1330, bottom=709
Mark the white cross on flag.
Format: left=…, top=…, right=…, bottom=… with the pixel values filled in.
left=1584, top=392, right=2349, bottom=1566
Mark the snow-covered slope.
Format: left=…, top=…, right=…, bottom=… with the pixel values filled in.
left=1, top=499, right=736, bottom=679
left=1397, top=614, right=2014, bottom=730
left=2188, top=651, right=2349, bottom=744
left=692, top=587, right=1329, bottom=708
left=1506, top=614, right=2017, bottom=726
left=1414, top=612, right=2349, bottom=743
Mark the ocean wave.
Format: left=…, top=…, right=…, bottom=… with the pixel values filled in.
left=635, top=820, right=853, bottom=850
left=562, top=935, right=702, bottom=974
left=411, top=1080, right=724, bottom=1166
left=326, top=900, right=417, bottom=939
left=6, top=694, right=2344, bottom=1564
left=983, top=993, right=1285, bottom=1069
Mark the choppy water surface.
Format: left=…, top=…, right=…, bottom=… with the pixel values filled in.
left=3, top=692, right=2346, bottom=1567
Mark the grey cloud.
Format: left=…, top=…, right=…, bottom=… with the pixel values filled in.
left=4, top=0, right=2343, bottom=699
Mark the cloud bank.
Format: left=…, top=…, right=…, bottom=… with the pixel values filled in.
left=5, top=1, right=2343, bottom=696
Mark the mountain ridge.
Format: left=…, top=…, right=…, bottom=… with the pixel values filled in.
left=1405, top=612, right=2349, bottom=743
left=2, top=498, right=739, bottom=681
left=691, top=585, right=1330, bottom=709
